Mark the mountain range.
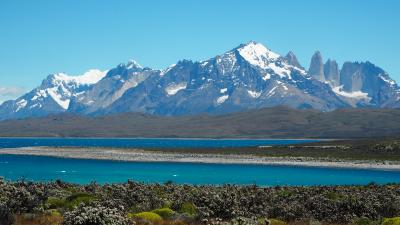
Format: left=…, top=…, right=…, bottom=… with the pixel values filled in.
left=1, top=41, right=399, bottom=120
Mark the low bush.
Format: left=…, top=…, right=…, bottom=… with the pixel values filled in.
left=152, top=207, right=175, bottom=219
left=382, top=217, right=400, bottom=225
left=325, top=191, right=345, bottom=201
left=132, top=212, right=163, bottom=223
left=46, top=197, right=67, bottom=209
left=179, top=202, right=197, bottom=217
left=45, top=193, right=97, bottom=210
left=352, top=217, right=376, bottom=225
left=269, top=219, right=287, bottom=225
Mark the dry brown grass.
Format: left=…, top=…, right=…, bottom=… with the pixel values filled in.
left=14, top=213, right=63, bottom=225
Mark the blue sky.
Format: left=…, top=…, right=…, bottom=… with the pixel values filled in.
left=0, top=0, right=399, bottom=102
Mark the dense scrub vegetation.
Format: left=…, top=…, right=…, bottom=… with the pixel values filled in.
left=146, top=138, right=400, bottom=161
left=0, top=178, right=399, bottom=225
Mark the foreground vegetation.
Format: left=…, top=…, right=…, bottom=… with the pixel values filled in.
left=143, top=138, right=400, bottom=161
left=1, top=179, right=400, bottom=225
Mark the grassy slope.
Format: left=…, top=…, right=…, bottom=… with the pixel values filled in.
left=0, top=107, right=400, bottom=139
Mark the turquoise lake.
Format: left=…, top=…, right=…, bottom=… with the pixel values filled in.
left=0, top=137, right=318, bottom=149
left=1, top=138, right=400, bottom=186
left=1, top=155, right=400, bottom=186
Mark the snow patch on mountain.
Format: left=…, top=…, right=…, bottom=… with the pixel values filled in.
left=160, top=64, right=176, bottom=76
left=15, top=99, right=27, bottom=112
left=46, top=88, right=70, bottom=109
left=262, top=73, right=272, bottom=81
left=333, top=86, right=371, bottom=101
left=267, top=87, right=278, bottom=97
left=379, top=74, right=396, bottom=86
left=268, top=63, right=292, bottom=79
left=165, top=82, right=187, bottom=96
left=216, top=95, right=229, bottom=105
left=247, top=90, right=261, bottom=98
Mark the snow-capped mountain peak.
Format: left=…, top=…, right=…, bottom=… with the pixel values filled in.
left=42, top=70, right=106, bottom=109
left=1, top=41, right=400, bottom=121
left=72, top=69, right=108, bottom=84
left=0, top=69, right=108, bottom=118
left=47, top=69, right=107, bottom=86
left=126, top=59, right=143, bottom=70
left=236, top=41, right=280, bottom=69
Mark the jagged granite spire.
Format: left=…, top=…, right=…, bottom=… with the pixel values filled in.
left=284, top=51, right=304, bottom=70
left=308, top=51, right=325, bottom=81
left=324, top=59, right=340, bottom=86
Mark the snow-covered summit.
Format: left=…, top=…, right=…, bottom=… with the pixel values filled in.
left=36, top=69, right=108, bottom=109
left=236, top=41, right=280, bottom=69
left=126, top=59, right=143, bottom=70
left=47, top=69, right=107, bottom=86
left=1, top=41, right=400, bottom=121
left=0, top=69, right=108, bottom=119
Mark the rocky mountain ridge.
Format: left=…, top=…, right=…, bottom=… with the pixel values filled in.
left=0, top=41, right=399, bottom=120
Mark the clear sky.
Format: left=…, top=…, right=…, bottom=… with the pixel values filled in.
left=0, top=0, right=399, bottom=102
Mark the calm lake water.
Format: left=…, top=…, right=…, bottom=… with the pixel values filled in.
left=0, top=137, right=318, bottom=149
left=1, top=138, right=400, bottom=186
left=0, top=154, right=400, bottom=186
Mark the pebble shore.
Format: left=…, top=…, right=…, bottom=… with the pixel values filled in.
left=1, top=146, right=400, bottom=170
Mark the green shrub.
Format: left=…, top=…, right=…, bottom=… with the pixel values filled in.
left=353, top=217, right=375, bottom=225
left=152, top=207, right=175, bottom=219
left=269, top=219, right=286, bottom=225
left=45, top=193, right=97, bottom=210
left=132, top=212, right=163, bottom=223
left=382, top=217, right=400, bottom=225
left=46, top=197, right=67, bottom=209
left=68, top=195, right=96, bottom=208
left=179, top=202, right=197, bottom=217
left=277, top=190, right=293, bottom=198
left=66, top=192, right=95, bottom=201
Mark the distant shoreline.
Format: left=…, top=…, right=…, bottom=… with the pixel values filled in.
left=1, top=147, right=399, bottom=171
left=1, top=107, right=400, bottom=139
left=0, top=137, right=334, bottom=141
